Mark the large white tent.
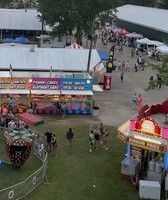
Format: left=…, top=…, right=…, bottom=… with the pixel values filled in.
left=156, top=45, right=168, bottom=55
left=0, top=46, right=103, bottom=72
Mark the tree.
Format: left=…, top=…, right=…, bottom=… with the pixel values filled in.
left=37, top=0, right=122, bottom=42
left=146, top=56, right=168, bottom=90
left=121, top=0, right=157, bottom=7
left=0, top=0, right=12, bottom=7
left=157, top=0, right=168, bottom=9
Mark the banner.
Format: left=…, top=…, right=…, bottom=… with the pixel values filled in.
left=0, top=77, right=30, bottom=89
left=103, top=75, right=112, bottom=90
left=107, top=46, right=115, bottom=73
left=31, top=78, right=61, bottom=90
left=61, top=78, right=93, bottom=90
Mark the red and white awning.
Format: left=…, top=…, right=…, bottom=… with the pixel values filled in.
left=67, top=43, right=83, bottom=49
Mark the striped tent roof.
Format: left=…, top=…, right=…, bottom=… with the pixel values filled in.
left=67, top=43, right=83, bottom=49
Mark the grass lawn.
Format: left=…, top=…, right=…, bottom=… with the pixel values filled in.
left=0, top=115, right=165, bottom=200
left=27, top=117, right=141, bottom=200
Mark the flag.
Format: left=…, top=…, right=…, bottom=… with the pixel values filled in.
left=93, top=60, right=102, bottom=71
left=9, top=64, right=13, bottom=78
left=50, top=66, right=52, bottom=78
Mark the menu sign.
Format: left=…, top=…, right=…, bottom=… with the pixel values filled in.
left=31, top=78, right=61, bottom=90
left=0, top=77, right=30, bottom=89
left=62, top=78, right=92, bottom=90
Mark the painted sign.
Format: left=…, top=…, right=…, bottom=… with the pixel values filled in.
left=135, top=117, right=161, bottom=137
left=103, top=75, right=112, bottom=90
left=31, top=78, right=61, bottom=90
left=130, top=146, right=142, bottom=160
left=128, top=137, right=162, bottom=152
left=61, top=78, right=93, bottom=90
left=0, top=77, right=30, bottom=89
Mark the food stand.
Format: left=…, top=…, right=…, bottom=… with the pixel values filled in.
left=118, top=101, right=168, bottom=186
left=0, top=71, right=102, bottom=115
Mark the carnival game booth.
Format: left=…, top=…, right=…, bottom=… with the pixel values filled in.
left=117, top=101, right=168, bottom=187
left=0, top=71, right=97, bottom=115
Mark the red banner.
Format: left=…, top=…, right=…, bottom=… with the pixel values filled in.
left=103, top=75, right=112, bottom=90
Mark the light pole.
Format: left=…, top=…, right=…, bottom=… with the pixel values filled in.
left=87, top=34, right=93, bottom=73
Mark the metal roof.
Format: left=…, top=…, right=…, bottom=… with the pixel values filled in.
left=117, top=5, right=168, bottom=33
left=0, top=46, right=102, bottom=72
left=0, top=8, right=42, bottom=31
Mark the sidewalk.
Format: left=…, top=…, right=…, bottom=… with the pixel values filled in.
left=92, top=37, right=167, bottom=127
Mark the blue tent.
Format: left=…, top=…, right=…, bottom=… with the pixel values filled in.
left=15, top=37, right=29, bottom=44
left=99, top=51, right=109, bottom=61
left=3, top=38, right=16, bottom=43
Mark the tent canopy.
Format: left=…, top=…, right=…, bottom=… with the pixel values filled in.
left=156, top=45, right=168, bottom=55
left=15, top=37, right=29, bottom=44
left=125, top=32, right=143, bottom=38
left=99, top=51, right=109, bottom=61
left=67, top=43, right=83, bottom=49
left=3, top=38, right=15, bottom=43
left=137, top=38, right=164, bottom=47
left=117, top=28, right=130, bottom=35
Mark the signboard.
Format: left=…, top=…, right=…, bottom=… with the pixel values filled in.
left=103, top=75, right=112, bottom=90
left=61, top=78, right=93, bottom=90
left=135, top=117, right=161, bottom=137
left=31, top=78, right=61, bottom=90
left=130, top=146, right=142, bottom=160
left=128, top=137, right=161, bottom=152
left=107, top=46, right=115, bottom=73
left=0, top=77, right=30, bottom=89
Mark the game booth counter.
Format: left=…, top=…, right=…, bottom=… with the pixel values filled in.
left=117, top=100, right=168, bottom=190
left=0, top=71, right=103, bottom=115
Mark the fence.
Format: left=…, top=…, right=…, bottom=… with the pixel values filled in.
left=0, top=128, right=48, bottom=200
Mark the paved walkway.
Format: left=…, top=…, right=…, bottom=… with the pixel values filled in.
left=92, top=35, right=168, bottom=127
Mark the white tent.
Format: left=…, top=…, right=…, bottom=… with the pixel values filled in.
left=137, top=38, right=151, bottom=45
left=149, top=40, right=164, bottom=47
left=156, top=45, right=168, bottom=55
left=137, top=38, right=164, bottom=47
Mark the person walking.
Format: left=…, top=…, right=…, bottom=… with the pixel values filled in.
left=104, top=128, right=109, bottom=150
left=157, top=75, right=162, bottom=89
left=51, top=134, right=57, bottom=156
left=94, top=128, right=100, bottom=149
left=132, top=93, right=138, bottom=109
left=66, top=128, right=74, bottom=149
left=137, top=94, right=143, bottom=107
left=126, top=61, right=130, bottom=72
left=99, top=122, right=104, bottom=144
left=44, top=129, right=52, bottom=152
left=89, top=130, right=95, bottom=153
left=120, top=71, right=125, bottom=83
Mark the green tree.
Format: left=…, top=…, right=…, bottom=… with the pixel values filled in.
left=0, top=0, right=12, bottom=7
left=37, top=0, right=122, bottom=42
left=121, top=0, right=157, bottom=7
left=157, top=0, right=168, bottom=9
left=146, top=56, right=168, bottom=90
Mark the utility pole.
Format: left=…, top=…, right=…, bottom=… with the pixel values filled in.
left=86, top=22, right=94, bottom=73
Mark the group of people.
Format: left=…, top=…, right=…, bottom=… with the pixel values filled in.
left=131, top=93, right=142, bottom=109
left=0, top=97, right=28, bottom=131
left=44, top=123, right=109, bottom=156
left=44, top=127, right=74, bottom=156
left=89, top=123, right=109, bottom=152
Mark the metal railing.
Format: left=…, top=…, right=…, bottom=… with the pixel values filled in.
left=0, top=129, right=48, bottom=200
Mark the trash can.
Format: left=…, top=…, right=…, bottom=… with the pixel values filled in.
left=92, top=106, right=100, bottom=116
